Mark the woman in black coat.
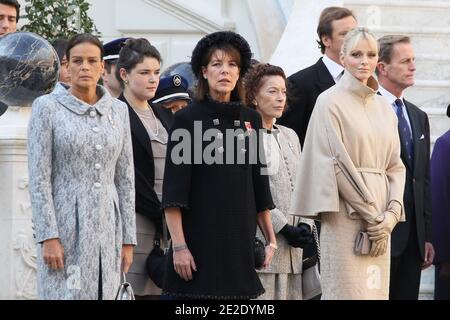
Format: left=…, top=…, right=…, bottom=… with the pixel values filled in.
left=116, top=38, right=172, bottom=298
left=161, top=31, right=277, bottom=299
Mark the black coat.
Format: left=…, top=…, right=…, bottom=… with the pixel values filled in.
left=390, top=99, right=432, bottom=259
left=278, top=57, right=335, bottom=147
left=161, top=98, right=274, bottom=299
left=118, top=94, right=173, bottom=232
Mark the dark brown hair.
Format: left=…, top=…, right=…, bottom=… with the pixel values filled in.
left=0, top=0, right=20, bottom=22
left=243, top=63, right=287, bottom=109
left=194, top=44, right=244, bottom=102
left=104, top=60, right=114, bottom=74
left=317, top=6, right=355, bottom=54
left=66, top=33, right=104, bottom=60
left=115, top=38, right=162, bottom=88
left=51, top=39, right=68, bottom=63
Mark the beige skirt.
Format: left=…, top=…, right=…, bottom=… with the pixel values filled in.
left=320, top=211, right=390, bottom=300
left=257, top=273, right=303, bottom=300
left=127, top=213, right=163, bottom=296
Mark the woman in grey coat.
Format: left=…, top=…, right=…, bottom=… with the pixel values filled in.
left=28, top=34, right=136, bottom=300
left=244, top=63, right=315, bottom=300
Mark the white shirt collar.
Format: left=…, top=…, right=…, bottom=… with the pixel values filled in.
left=378, top=85, right=404, bottom=106
left=322, top=54, right=344, bottom=82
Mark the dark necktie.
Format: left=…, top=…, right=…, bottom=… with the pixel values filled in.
left=394, top=98, right=414, bottom=167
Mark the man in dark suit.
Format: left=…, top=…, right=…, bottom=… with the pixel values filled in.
left=278, top=6, right=356, bottom=146
left=101, top=38, right=130, bottom=98
left=377, top=35, right=435, bottom=300
left=0, top=0, right=20, bottom=116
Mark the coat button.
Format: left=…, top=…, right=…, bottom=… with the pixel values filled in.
left=95, top=163, right=101, bottom=170
left=95, top=144, right=103, bottom=151
left=89, top=111, right=96, bottom=118
left=94, top=182, right=101, bottom=189
left=92, top=127, right=100, bottom=133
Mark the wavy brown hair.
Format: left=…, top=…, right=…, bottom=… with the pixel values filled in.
left=243, top=63, right=287, bottom=109
left=194, top=45, right=244, bottom=102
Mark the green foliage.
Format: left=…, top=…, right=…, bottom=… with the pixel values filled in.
left=21, top=0, right=100, bottom=41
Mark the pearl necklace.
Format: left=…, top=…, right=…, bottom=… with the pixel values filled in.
left=146, top=103, right=159, bottom=137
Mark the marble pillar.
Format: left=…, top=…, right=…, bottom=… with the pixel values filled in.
left=0, top=31, right=59, bottom=299
left=270, top=0, right=343, bottom=76
left=0, top=106, right=37, bottom=300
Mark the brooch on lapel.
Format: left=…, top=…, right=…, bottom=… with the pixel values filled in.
left=108, top=112, right=116, bottom=129
left=288, top=141, right=295, bottom=152
left=244, top=121, right=253, bottom=132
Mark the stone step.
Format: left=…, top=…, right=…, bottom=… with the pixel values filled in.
left=425, top=107, right=450, bottom=146
left=370, top=26, right=450, bottom=56
left=404, top=81, right=449, bottom=105
left=419, top=266, right=435, bottom=300
left=347, top=0, right=450, bottom=29
left=415, top=54, right=450, bottom=81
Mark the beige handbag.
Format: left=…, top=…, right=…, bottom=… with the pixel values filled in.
left=354, top=231, right=372, bottom=255
left=302, top=224, right=322, bottom=300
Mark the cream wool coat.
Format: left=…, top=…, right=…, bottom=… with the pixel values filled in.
left=256, top=125, right=314, bottom=300
left=290, top=72, right=406, bottom=300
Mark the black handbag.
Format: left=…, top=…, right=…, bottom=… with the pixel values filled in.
left=146, top=216, right=169, bottom=289
left=254, top=237, right=266, bottom=269
left=145, top=234, right=168, bottom=289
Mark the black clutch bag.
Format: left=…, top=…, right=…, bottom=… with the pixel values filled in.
left=254, top=237, right=266, bottom=269
left=145, top=235, right=168, bottom=289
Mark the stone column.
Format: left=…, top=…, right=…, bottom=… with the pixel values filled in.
left=270, top=0, right=343, bottom=76
left=245, top=0, right=286, bottom=62
left=0, top=106, right=37, bottom=300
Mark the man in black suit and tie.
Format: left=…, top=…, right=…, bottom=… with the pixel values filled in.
left=377, top=35, right=435, bottom=300
left=278, top=6, right=356, bottom=146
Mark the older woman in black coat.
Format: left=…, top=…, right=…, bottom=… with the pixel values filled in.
left=161, top=31, right=277, bottom=299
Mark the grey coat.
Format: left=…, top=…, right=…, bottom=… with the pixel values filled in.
left=28, top=83, right=136, bottom=300
left=256, top=124, right=313, bottom=274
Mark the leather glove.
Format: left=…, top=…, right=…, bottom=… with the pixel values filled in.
left=367, top=211, right=398, bottom=241
left=369, top=236, right=388, bottom=257
left=279, top=223, right=314, bottom=248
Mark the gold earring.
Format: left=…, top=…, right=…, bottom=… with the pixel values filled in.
left=124, top=80, right=129, bottom=85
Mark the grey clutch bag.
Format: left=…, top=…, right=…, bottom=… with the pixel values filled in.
left=354, top=231, right=372, bottom=255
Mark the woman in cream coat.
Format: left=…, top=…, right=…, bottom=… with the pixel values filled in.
left=245, top=63, right=315, bottom=300
left=291, top=28, right=406, bottom=300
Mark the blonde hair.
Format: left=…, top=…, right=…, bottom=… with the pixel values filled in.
left=340, top=27, right=378, bottom=57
